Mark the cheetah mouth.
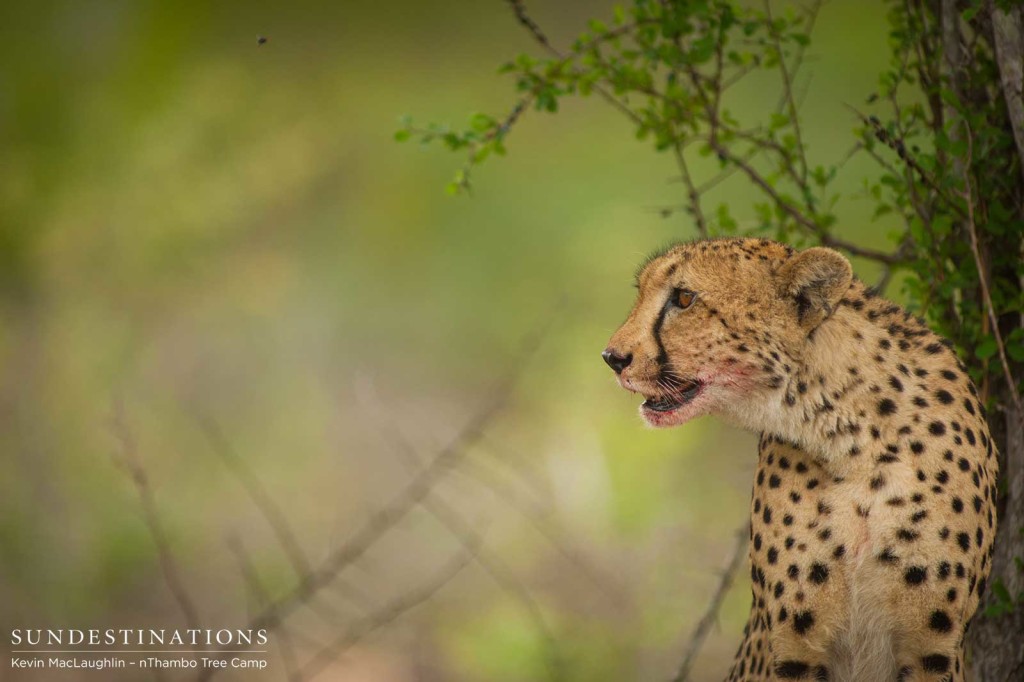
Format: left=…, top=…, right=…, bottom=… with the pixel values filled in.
left=641, top=379, right=702, bottom=412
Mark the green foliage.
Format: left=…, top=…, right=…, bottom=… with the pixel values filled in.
left=401, top=0, right=1023, bottom=404
left=401, top=3, right=1024, bottom=650
left=982, top=576, right=1024, bottom=617
left=401, top=0, right=839, bottom=244
left=864, top=0, right=1024, bottom=385
left=405, top=3, right=1024, bottom=638
left=396, top=112, right=511, bottom=194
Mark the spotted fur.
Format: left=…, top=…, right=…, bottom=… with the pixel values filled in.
left=605, top=238, right=998, bottom=682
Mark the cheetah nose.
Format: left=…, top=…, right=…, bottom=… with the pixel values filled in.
left=602, top=348, right=633, bottom=374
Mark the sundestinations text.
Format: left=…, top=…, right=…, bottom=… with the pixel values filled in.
left=10, top=629, right=269, bottom=647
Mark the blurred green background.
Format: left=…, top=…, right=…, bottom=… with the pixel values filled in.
left=0, top=1, right=899, bottom=680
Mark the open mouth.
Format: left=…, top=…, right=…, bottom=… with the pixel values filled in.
left=641, top=379, right=702, bottom=412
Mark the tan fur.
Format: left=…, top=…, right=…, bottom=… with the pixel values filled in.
left=605, top=238, right=998, bottom=682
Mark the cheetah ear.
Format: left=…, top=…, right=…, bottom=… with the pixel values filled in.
left=777, top=247, right=852, bottom=331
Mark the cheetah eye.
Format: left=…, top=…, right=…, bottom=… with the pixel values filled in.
left=675, top=289, right=698, bottom=309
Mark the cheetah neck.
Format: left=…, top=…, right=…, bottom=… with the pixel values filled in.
left=749, top=285, right=945, bottom=479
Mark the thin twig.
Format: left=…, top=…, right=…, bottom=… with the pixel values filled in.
left=297, top=545, right=478, bottom=681
left=508, top=0, right=555, bottom=53
left=384, top=432, right=564, bottom=681
left=195, top=413, right=373, bottom=620
left=196, top=311, right=557, bottom=679
left=424, top=495, right=563, bottom=680
left=109, top=400, right=202, bottom=632
left=353, top=375, right=626, bottom=605
left=673, top=143, right=708, bottom=237
left=506, top=0, right=644, bottom=127
left=226, top=535, right=305, bottom=682
left=454, top=453, right=628, bottom=605
left=872, top=234, right=914, bottom=295
left=960, top=123, right=1024, bottom=430
left=198, top=415, right=312, bottom=576
left=457, top=96, right=534, bottom=192
left=709, top=141, right=904, bottom=264
left=765, top=0, right=811, bottom=186
left=670, top=524, right=749, bottom=682
left=849, top=105, right=968, bottom=221
left=776, top=0, right=823, bottom=109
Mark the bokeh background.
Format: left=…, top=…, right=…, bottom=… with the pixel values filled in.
left=1, top=1, right=901, bottom=680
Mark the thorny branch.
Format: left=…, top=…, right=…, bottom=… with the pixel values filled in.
left=852, top=106, right=968, bottom=221
left=458, top=445, right=629, bottom=606
left=198, top=416, right=313, bottom=577
left=505, top=0, right=902, bottom=267
left=670, top=523, right=750, bottom=682
left=296, top=545, right=478, bottom=682
left=673, top=142, right=709, bottom=237
left=959, top=123, right=1023, bottom=432
left=353, top=373, right=625, bottom=605
left=196, top=310, right=557, bottom=679
left=226, top=535, right=304, bottom=682
left=709, top=140, right=905, bottom=264
left=381, top=429, right=564, bottom=681
left=765, top=0, right=810, bottom=186
left=195, top=413, right=374, bottom=619
left=507, top=0, right=644, bottom=127
left=109, top=401, right=202, bottom=633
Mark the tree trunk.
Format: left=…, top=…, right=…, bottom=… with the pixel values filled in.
left=968, top=402, right=1024, bottom=681
left=966, top=11, right=1024, bottom=678
left=991, top=2, right=1024, bottom=185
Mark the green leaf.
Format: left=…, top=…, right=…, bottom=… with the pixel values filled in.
left=1007, top=340, right=1024, bottom=363
left=469, top=113, right=496, bottom=133
left=975, top=338, right=998, bottom=361
left=961, top=4, right=982, bottom=22
left=992, top=578, right=1012, bottom=604
left=769, top=112, right=789, bottom=130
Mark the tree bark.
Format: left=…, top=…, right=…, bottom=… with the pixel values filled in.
left=966, top=13, right=1024, bottom=677
left=990, top=2, right=1024, bottom=185
left=968, top=401, right=1024, bottom=682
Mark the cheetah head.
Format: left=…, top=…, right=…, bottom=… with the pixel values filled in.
left=603, top=238, right=852, bottom=429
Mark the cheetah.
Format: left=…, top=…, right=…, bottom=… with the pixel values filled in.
left=603, top=238, right=998, bottom=682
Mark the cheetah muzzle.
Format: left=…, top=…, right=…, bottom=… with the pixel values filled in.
left=641, top=376, right=702, bottom=413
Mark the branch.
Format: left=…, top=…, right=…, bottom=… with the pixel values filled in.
left=297, top=545, right=477, bottom=682
left=226, top=535, right=305, bottom=682
left=508, top=0, right=555, bottom=53
left=765, top=0, right=811, bottom=186
left=851, top=106, right=968, bottom=221
left=816, top=234, right=906, bottom=266
left=196, top=311, right=556, bottom=679
left=709, top=140, right=905, bottom=264
left=459, top=96, right=533, bottom=193
left=940, top=0, right=966, bottom=181
left=381, top=430, right=564, bottom=680
left=871, top=233, right=915, bottom=296
left=960, top=123, right=1024, bottom=432
left=672, top=142, right=708, bottom=237
left=506, top=0, right=645, bottom=127
left=109, top=400, right=202, bottom=632
left=457, top=448, right=628, bottom=605
left=198, top=415, right=312, bottom=576
left=195, top=413, right=373, bottom=620
left=423, top=495, right=564, bottom=680
left=353, top=374, right=626, bottom=605
left=669, top=524, right=749, bottom=682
